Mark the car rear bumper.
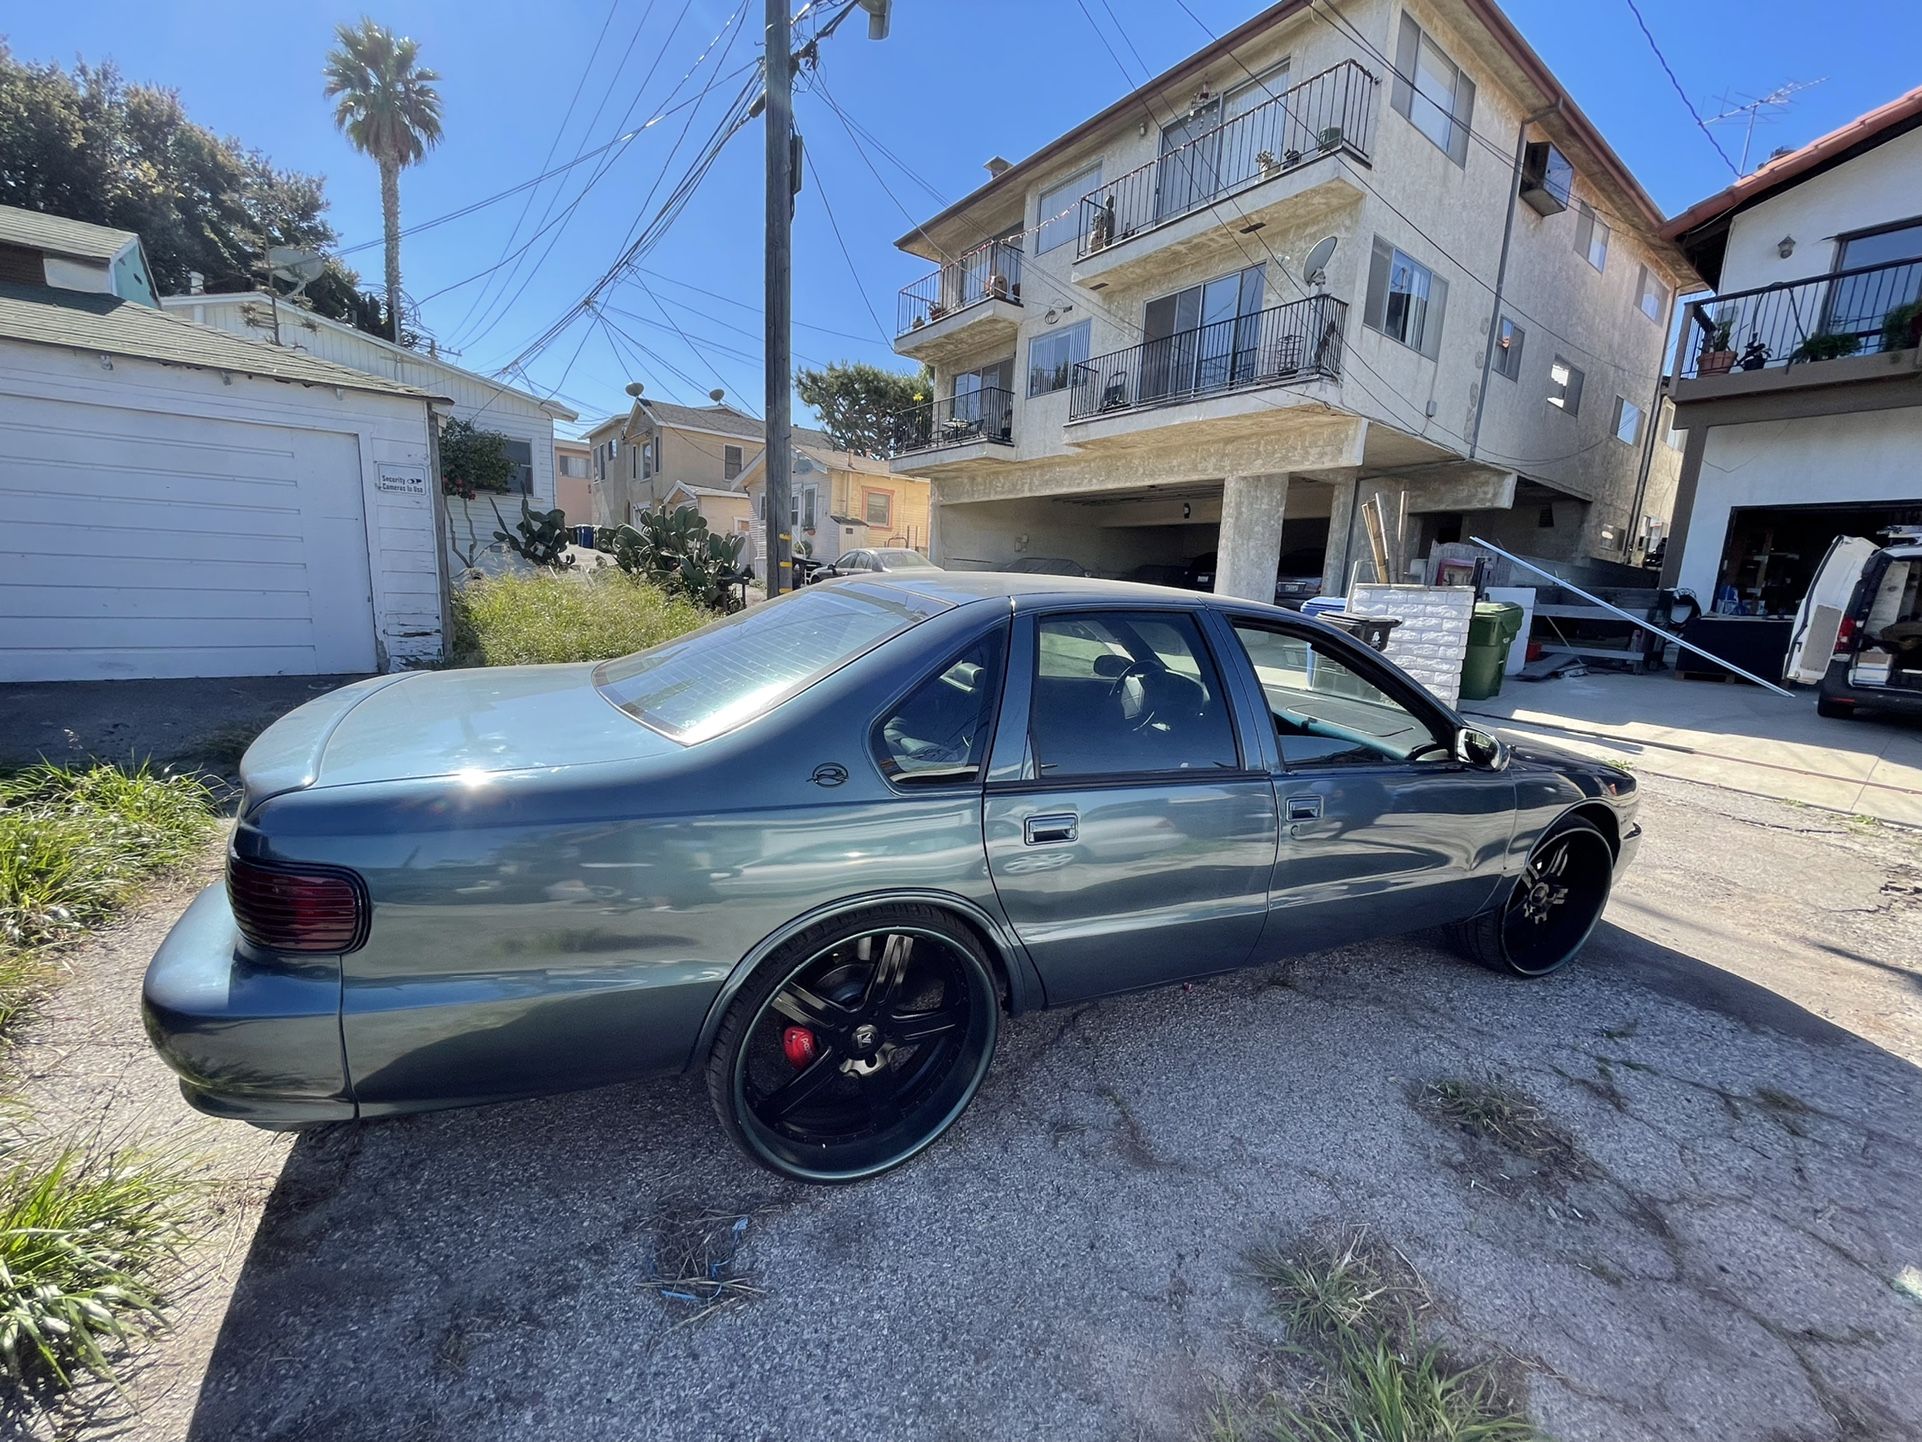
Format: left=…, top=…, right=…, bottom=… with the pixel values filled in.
left=1820, top=666, right=1922, bottom=717
left=141, top=884, right=356, bottom=1126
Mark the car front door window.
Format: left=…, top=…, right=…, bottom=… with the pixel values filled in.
left=1229, top=622, right=1447, bottom=766
left=1031, top=612, right=1239, bottom=776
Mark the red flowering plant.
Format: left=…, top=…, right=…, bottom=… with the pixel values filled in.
left=438, top=419, right=516, bottom=499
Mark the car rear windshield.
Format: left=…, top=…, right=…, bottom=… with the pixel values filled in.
left=593, top=583, right=945, bottom=743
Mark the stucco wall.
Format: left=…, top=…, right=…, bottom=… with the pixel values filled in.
left=1676, top=406, right=1922, bottom=600
left=1718, top=127, right=1922, bottom=295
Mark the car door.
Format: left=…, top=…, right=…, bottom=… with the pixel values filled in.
left=982, top=605, right=1279, bottom=1003
left=1785, top=535, right=1877, bottom=683
left=1219, top=614, right=1515, bottom=953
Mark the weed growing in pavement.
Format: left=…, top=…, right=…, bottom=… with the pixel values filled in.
left=0, top=1134, right=194, bottom=1396
left=1209, top=1228, right=1541, bottom=1442
left=1411, top=1078, right=1595, bottom=1197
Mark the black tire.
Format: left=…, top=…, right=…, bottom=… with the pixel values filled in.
left=1816, top=695, right=1856, bottom=719
left=706, top=904, right=999, bottom=1183
left=1450, top=817, right=1614, bottom=978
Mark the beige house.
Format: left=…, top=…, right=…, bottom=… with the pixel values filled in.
left=884, top=0, right=1700, bottom=598
left=745, top=436, right=933, bottom=564
left=583, top=398, right=765, bottom=529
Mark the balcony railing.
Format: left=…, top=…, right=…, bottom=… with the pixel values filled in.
left=1684, top=256, right=1922, bottom=378
left=1075, top=60, right=1378, bottom=260
left=1068, top=295, right=1346, bottom=421
left=896, top=240, right=1024, bottom=336
left=889, top=386, right=1016, bottom=456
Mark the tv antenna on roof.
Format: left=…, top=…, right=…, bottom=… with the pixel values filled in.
left=1705, top=78, right=1825, bottom=173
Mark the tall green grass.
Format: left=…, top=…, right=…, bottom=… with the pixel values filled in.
left=0, top=1138, right=192, bottom=1394
left=449, top=570, right=709, bottom=667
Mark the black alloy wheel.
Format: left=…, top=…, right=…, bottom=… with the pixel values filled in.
left=1450, top=817, right=1614, bottom=978
left=708, top=905, right=998, bottom=1182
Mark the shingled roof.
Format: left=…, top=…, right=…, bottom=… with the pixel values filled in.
left=0, top=281, right=443, bottom=401
left=0, top=208, right=138, bottom=263
left=639, top=399, right=763, bottom=438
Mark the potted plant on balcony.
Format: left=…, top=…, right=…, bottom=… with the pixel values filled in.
left=1088, top=197, right=1116, bottom=252
left=1879, top=300, right=1922, bottom=353
left=1787, top=330, right=1862, bottom=366
left=928, top=299, right=949, bottom=321
left=985, top=270, right=1009, bottom=300
left=1255, top=148, right=1281, bottom=180
left=1696, top=318, right=1736, bottom=376
left=1737, top=335, right=1770, bottom=371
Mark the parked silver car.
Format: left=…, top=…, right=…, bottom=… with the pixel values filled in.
left=144, top=574, right=1640, bottom=1182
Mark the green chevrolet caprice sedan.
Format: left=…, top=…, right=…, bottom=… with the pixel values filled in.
left=144, top=573, right=1639, bottom=1182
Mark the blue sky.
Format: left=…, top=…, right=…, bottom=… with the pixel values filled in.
left=7, top=0, right=1918, bottom=434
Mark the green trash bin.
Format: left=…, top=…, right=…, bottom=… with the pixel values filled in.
left=1459, top=601, right=1524, bottom=701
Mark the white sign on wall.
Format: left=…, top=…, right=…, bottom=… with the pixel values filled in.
left=377, top=463, right=427, bottom=496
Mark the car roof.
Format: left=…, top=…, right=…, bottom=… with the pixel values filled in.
left=838, top=569, right=1247, bottom=609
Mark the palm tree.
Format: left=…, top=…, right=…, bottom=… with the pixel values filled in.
left=323, top=19, right=442, bottom=342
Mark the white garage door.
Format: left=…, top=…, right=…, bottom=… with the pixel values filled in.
left=0, top=393, right=379, bottom=681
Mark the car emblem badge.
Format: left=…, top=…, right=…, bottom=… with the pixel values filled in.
left=852, top=1023, right=880, bottom=1052
left=809, top=762, right=849, bottom=787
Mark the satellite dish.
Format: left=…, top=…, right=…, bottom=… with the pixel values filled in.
left=624, top=381, right=646, bottom=397
left=1302, top=235, right=1339, bottom=288
left=266, top=246, right=326, bottom=288
left=708, top=388, right=726, bottom=403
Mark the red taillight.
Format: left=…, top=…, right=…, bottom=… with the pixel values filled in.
left=227, top=856, right=368, bottom=954
left=1833, top=615, right=1857, bottom=657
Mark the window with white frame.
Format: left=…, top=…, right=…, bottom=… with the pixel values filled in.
left=1548, top=356, right=1585, bottom=415
left=864, top=489, right=892, bottom=527
left=1391, top=12, right=1476, bottom=166
left=724, top=444, right=743, bottom=481
left=1492, top=316, right=1524, bottom=380
left=1612, top=395, right=1642, bottom=445
left=1635, top=264, right=1667, bottom=323
left=1037, top=164, right=1099, bottom=255
left=1575, top=201, right=1609, bottom=272
left=1364, top=238, right=1448, bottom=357
left=1027, top=319, right=1091, bottom=396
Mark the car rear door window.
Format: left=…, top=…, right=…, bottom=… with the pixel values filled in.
left=873, top=627, right=1007, bottom=785
left=1031, top=612, right=1238, bottom=777
left=1230, top=621, right=1444, bottom=766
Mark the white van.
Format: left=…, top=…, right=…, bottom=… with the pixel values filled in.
left=1786, top=528, right=1922, bottom=720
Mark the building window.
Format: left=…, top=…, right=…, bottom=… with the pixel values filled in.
left=1664, top=413, right=1683, bottom=450
left=1612, top=395, right=1642, bottom=445
left=641, top=440, right=654, bottom=478
left=1037, top=164, right=1099, bottom=255
left=1364, top=238, right=1448, bottom=358
left=1492, top=316, right=1524, bottom=380
left=754, top=491, right=765, bottom=519
left=1391, top=12, right=1475, bottom=166
left=1548, top=356, right=1585, bottom=415
left=723, top=444, right=743, bottom=480
left=1575, top=201, right=1609, bottom=272
left=1027, top=319, right=1091, bottom=396
left=864, top=489, right=892, bottom=527
left=791, top=486, right=817, bottom=531
left=1635, top=264, right=1667, bottom=323
left=502, top=439, right=534, bottom=495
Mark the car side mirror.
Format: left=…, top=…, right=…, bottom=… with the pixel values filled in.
left=1454, top=726, right=1510, bottom=771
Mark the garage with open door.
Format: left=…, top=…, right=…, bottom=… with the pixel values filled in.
left=0, top=278, right=447, bottom=682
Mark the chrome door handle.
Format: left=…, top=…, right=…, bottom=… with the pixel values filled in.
left=1286, top=795, right=1323, bottom=821
left=1024, top=813, right=1079, bottom=845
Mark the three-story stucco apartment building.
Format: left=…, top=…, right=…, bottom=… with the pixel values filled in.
left=885, top=0, right=1700, bottom=600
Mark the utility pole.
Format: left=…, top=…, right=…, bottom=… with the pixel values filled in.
left=762, top=0, right=889, bottom=598
left=762, top=0, right=797, bottom=597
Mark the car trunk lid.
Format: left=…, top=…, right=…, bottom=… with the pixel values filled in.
left=241, top=664, right=673, bottom=800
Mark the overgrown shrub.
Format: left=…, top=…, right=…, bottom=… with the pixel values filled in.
left=0, top=1136, right=193, bottom=1395
left=449, top=571, right=708, bottom=668
left=0, top=765, right=218, bottom=958
left=437, top=418, right=518, bottom=500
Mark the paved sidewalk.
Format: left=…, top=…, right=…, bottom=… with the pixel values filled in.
left=1466, top=670, right=1922, bottom=827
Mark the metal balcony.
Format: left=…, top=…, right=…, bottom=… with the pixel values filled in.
left=1684, top=257, right=1922, bottom=378
left=888, top=387, right=1016, bottom=457
left=1068, top=295, right=1345, bottom=422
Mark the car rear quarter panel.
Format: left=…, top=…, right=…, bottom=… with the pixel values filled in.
left=246, top=601, right=1022, bottom=1115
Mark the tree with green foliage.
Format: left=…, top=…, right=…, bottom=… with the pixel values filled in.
left=795, top=360, right=935, bottom=456
left=323, top=20, right=443, bottom=343
left=0, top=43, right=389, bottom=334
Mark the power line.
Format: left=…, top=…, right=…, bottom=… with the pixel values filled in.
left=1619, top=0, right=1742, bottom=179
left=637, top=267, right=895, bottom=345
left=801, top=151, right=892, bottom=345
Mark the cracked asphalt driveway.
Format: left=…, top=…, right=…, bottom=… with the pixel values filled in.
left=17, top=774, right=1922, bottom=1442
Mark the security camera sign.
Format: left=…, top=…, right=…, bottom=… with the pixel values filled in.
left=377, top=464, right=427, bottom=496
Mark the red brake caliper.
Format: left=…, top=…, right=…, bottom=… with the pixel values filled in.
left=781, top=1025, right=819, bottom=1069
